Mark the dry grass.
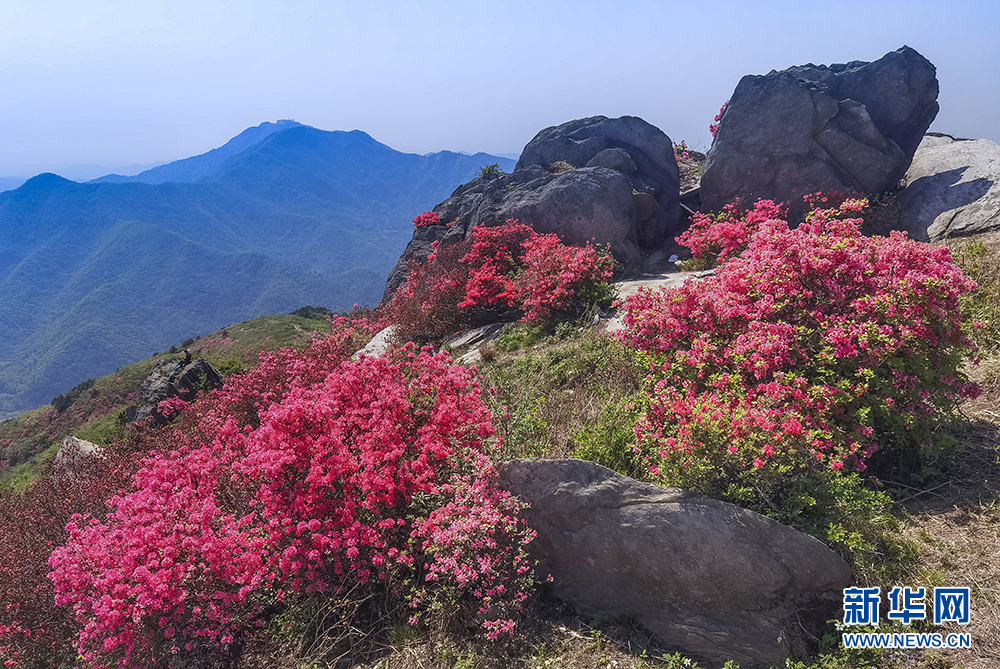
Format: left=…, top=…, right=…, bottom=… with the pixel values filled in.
left=477, top=326, right=643, bottom=463
left=892, top=354, right=1000, bottom=669
left=344, top=599, right=696, bottom=669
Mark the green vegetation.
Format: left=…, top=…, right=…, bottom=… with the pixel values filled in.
left=0, top=129, right=516, bottom=420
left=955, top=237, right=1000, bottom=353
left=479, top=162, right=503, bottom=177
left=0, top=312, right=333, bottom=489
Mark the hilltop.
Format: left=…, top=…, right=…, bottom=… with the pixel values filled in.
left=0, top=122, right=515, bottom=418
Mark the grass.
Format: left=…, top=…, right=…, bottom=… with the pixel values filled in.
left=479, top=322, right=644, bottom=463
left=6, top=226, right=1000, bottom=667
left=0, top=311, right=333, bottom=489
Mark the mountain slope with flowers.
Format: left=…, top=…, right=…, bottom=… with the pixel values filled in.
left=0, top=124, right=514, bottom=419
left=1, top=190, right=999, bottom=668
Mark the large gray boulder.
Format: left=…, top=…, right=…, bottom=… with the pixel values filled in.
left=383, top=116, right=683, bottom=300
left=701, top=46, right=939, bottom=219
left=498, top=167, right=639, bottom=257
left=516, top=115, right=681, bottom=226
left=500, top=459, right=851, bottom=667
left=126, top=358, right=224, bottom=425
left=897, top=133, right=1000, bottom=241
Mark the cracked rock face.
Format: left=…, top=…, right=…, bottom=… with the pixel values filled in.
left=701, top=46, right=939, bottom=219
left=897, top=134, right=1000, bottom=241
left=500, top=459, right=851, bottom=668
left=383, top=115, right=682, bottom=301
left=125, top=358, right=224, bottom=426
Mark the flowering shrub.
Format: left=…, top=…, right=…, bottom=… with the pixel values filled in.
left=156, top=396, right=190, bottom=420
left=515, top=234, right=614, bottom=323
left=49, top=335, right=534, bottom=668
left=412, top=211, right=441, bottom=229
left=672, top=141, right=690, bottom=161
left=675, top=199, right=786, bottom=270
left=390, top=239, right=474, bottom=341
left=620, top=199, right=979, bottom=506
left=459, top=223, right=536, bottom=310
left=408, top=452, right=535, bottom=638
left=389, top=219, right=614, bottom=340
left=1, top=440, right=143, bottom=668
left=709, top=100, right=729, bottom=137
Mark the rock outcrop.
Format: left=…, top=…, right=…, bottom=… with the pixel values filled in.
left=352, top=325, right=399, bottom=360
left=897, top=133, right=1000, bottom=241
left=701, top=46, right=939, bottom=219
left=53, top=435, right=102, bottom=474
left=500, top=459, right=852, bottom=667
left=383, top=116, right=682, bottom=300
left=515, top=115, right=681, bottom=226
left=126, top=358, right=224, bottom=426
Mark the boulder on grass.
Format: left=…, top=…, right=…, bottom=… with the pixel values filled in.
left=897, top=133, right=1000, bottom=241
left=53, top=435, right=102, bottom=475
left=701, top=46, right=939, bottom=219
left=500, top=459, right=851, bottom=667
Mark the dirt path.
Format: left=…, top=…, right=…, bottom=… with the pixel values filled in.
left=601, top=269, right=713, bottom=334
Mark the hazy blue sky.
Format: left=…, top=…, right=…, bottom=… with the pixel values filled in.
left=1, top=0, right=997, bottom=179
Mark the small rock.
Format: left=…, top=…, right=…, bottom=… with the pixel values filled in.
left=53, top=435, right=102, bottom=474
left=353, top=325, right=398, bottom=360
left=443, top=323, right=504, bottom=350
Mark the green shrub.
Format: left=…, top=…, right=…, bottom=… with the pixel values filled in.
left=207, top=355, right=247, bottom=377
left=478, top=163, right=503, bottom=177
left=954, top=239, right=1000, bottom=353
left=75, top=408, right=127, bottom=447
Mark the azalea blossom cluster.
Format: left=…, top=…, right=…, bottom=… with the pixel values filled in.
left=619, top=196, right=980, bottom=486
left=390, top=220, right=614, bottom=338
left=675, top=198, right=786, bottom=269
left=709, top=100, right=730, bottom=137
left=1, top=439, right=142, bottom=668
left=672, top=141, right=690, bottom=160
left=43, top=317, right=533, bottom=668
left=411, top=211, right=441, bottom=229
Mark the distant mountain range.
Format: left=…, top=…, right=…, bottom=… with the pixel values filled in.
left=0, top=122, right=516, bottom=418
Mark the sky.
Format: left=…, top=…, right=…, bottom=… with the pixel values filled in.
left=1, top=0, right=997, bottom=180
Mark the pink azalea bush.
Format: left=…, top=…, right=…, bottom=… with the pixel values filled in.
left=675, top=198, right=787, bottom=269
left=515, top=233, right=614, bottom=323
left=619, top=197, right=979, bottom=504
left=391, top=239, right=473, bottom=341
left=458, top=222, right=536, bottom=310
left=155, top=396, right=189, bottom=420
left=1, top=438, right=145, bottom=668
left=708, top=100, right=729, bottom=137
left=48, top=319, right=535, bottom=668
left=389, top=219, right=614, bottom=339
left=412, top=211, right=441, bottom=229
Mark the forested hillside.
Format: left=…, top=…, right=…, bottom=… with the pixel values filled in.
left=0, top=123, right=515, bottom=417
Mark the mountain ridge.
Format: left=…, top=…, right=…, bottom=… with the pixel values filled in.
left=0, top=122, right=516, bottom=418
left=88, top=120, right=304, bottom=185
